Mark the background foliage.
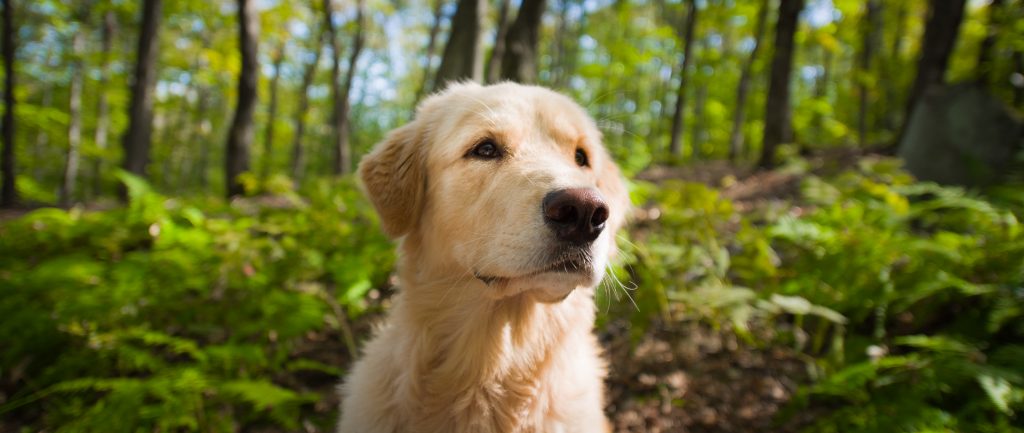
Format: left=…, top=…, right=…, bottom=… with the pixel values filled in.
left=1, top=0, right=1023, bottom=431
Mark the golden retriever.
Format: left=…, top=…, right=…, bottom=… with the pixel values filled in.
left=337, top=82, right=630, bottom=433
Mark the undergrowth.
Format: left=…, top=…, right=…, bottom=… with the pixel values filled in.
left=2, top=159, right=1022, bottom=432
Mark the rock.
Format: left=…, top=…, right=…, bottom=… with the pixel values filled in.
left=899, top=83, right=1024, bottom=187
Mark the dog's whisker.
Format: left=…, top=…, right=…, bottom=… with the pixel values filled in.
left=605, top=262, right=640, bottom=313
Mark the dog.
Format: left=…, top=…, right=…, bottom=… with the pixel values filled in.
left=337, top=82, right=630, bottom=433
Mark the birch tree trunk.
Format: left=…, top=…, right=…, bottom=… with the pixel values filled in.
left=60, top=29, right=85, bottom=206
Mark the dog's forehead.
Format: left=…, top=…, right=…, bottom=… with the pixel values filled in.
left=431, top=87, right=596, bottom=152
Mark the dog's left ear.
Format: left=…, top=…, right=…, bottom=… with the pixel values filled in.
left=596, top=150, right=631, bottom=235
left=358, top=122, right=427, bottom=238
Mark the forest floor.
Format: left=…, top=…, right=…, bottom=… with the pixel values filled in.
left=604, top=148, right=869, bottom=432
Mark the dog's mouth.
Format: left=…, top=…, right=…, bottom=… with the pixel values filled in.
left=474, top=255, right=592, bottom=286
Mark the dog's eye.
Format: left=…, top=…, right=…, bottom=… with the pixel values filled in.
left=575, top=148, right=589, bottom=167
left=469, top=140, right=502, bottom=160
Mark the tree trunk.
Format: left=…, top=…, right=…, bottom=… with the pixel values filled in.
left=1014, top=50, right=1023, bottom=109
left=485, top=0, right=512, bottom=84
left=1, top=0, right=15, bottom=207
left=191, top=85, right=210, bottom=190
left=728, top=0, right=768, bottom=162
left=668, top=0, right=698, bottom=159
left=857, top=0, right=881, bottom=148
left=812, top=45, right=833, bottom=144
left=499, top=0, right=546, bottom=83
left=120, top=0, right=162, bottom=198
left=551, top=0, right=570, bottom=87
left=225, top=0, right=258, bottom=198
left=91, top=10, right=115, bottom=197
left=882, top=1, right=908, bottom=133
left=903, top=0, right=967, bottom=127
left=323, top=0, right=342, bottom=177
left=434, top=0, right=485, bottom=91
left=333, top=0, right=366, bottom=176
left=291, top=29, right=324, bottom=183
left=60, top=29, right=85, bottom=207
left=976, top=0, right=1004, bottom=86
left=758, top=0, right=805, bottom=169
left=690, top=84, right=707, bottom=158
left=32, top=87, right=50, bottom=182
left=416, top=0, right=447, bottom=100
left=262, top=41, right=285, bottom=180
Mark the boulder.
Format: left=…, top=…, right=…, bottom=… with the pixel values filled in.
left=899, top=83, right=1024, bottom=186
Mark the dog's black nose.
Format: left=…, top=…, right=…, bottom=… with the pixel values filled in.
left=542, top=188, right=608, bottom=244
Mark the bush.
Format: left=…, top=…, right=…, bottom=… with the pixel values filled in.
left=0, top=173, right=394, bottom=431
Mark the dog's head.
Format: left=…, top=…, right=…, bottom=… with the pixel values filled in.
left=359, top=82, right=630, bottom=301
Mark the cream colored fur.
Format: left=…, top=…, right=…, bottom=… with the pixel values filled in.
left=338, top=82, right=630, bottom=433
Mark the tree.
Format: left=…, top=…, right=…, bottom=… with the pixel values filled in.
left=121, top=0, right=162, bottom=195
left=976, top=0, right=1005, bottom=86
left=415, top=0, right=447, bottom=100
left=1015, top=51, right=1023, bottom=108
left=262, top=41, right=285, bottom=180
left=485, top=0, right=512, bottom=84
left=434, top=0, right=485, bottom=90
left=668, top=0, right=698, bottom=159
left=857, top=0, right=881, bottom=147
left=332, top=0, right=366, bottom=175
left=1, top=0, right=15, bottom=207
left=903, top=0, right=967, bottom=126
left=291, top=28, right=324, bottom=182
left=91, top=10, right=115, bottom=197
left=728, top=0, right=768, bottom=162
left=882, top=1, right=909, bottom=132
left=225, top=0, right=258, bottom=198
left=758, top=0, right=805, bottom=169
left=499, top=0, right=546, bottom=83
left=60, top=14, right=86, bottom=207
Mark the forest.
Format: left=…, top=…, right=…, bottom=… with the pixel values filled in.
left=1, top=0, right=1023, bottom=431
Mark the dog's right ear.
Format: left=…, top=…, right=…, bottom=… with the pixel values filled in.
left=358, top=122, right=426, bottom=238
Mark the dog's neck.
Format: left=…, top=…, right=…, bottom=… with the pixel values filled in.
left=387, top=238, right=598, bottom=419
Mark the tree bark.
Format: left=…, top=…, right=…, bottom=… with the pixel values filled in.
left=60, top=28, right=85, bottom=207
left=903, top=0, right=967, bottom=127
left=668, top=0, right=698, bottom=159
left=857, top=0, right=881, bottom=148
left=291, top=29, right=324, bottom=183
left=485, top=0, right=512, bottom=84
left=976, top=0, right=1004, bottom=86
left=91, top=10, right=115, bottom=197
left=728, top=0, right=768, bottom=161
left=499, top=0, right=546, bottom=83
left=434, top=0, right=485, bottom=91
left=191, top=85, right=211, bottom=189
left=551, top=0, right=570, bottom=87
left=262, top=41, right=285, bottom=180
left=416, top=0, right=447, bottom=100
left=882, top=1, right=908, bottom=133
left=1014, top=50, right=1023, bottom=109
left=323, top=0, right=343, bottom=177
left=1, top=0, right=15, bottom=207
left=120, top=0, right=162, bottom=199
left=332, top=0, right=366, bottom=176
left=225, top=0, right=258, bottom=198
left=812, top=45, right=833, bottom=144
left=690, top=84, right=707, bottom=158
left=758, top=0, right=805, bottom=169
